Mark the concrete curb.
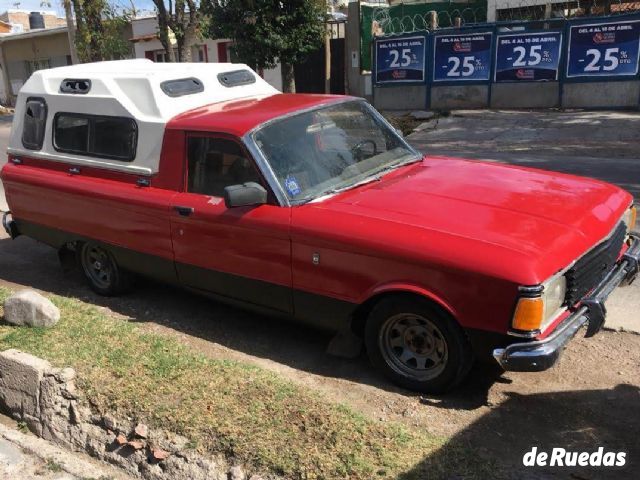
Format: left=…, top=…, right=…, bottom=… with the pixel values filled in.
left=0, top=421, right=132, bottom=479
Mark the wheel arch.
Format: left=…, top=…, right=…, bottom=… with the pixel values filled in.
left=350, top=284, right=458, bottom=337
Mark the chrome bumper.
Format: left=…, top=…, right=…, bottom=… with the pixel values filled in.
left=493, top=234, right=640, bottom=372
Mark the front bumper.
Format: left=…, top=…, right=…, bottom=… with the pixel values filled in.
left=493, top=233, right=640, bottom=372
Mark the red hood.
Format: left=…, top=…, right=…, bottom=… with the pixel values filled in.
left=296, top=156, right=631, bottom=284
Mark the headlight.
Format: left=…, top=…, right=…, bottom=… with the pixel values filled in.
left=511, top=275, right=567, bottom=334
left=621, top=204, right=637, bottom=235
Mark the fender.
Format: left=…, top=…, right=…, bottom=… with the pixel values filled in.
left=359, top=282, right=458, bottom=319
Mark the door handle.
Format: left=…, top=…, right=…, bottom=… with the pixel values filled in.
left=173, top=206, right=194, bottom=217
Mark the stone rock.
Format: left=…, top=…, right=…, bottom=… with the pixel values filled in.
left=249, top=476, right=265, bottom=480
left=102, top=414, right=117, bottom=431
left=128, top=439, right=145, bottom=450
left=3, top=290, right=60, bottom=327
left=410, top=110, right=435, bottom=120
left=54, top=367, right=76, bottom=383
left=115, top=433, right=127, bottom=445
left=229, top=465, right=246, bottom=480
left=134, top=422, right=149, bottom=438
left=151, top=447, right=170, bottom=461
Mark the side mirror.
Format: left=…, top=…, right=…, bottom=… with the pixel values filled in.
left=224, top=182, right=267, bottom=208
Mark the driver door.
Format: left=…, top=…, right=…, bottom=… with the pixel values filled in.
left=170, top=133, right=293, bottom=314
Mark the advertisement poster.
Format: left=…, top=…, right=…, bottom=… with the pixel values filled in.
left=567, top=20, right=640, bottom=77
left=433, top=32, right=493, bottom=82
left=374, top=36, right=426, bottom=84
left=495, top=32, right=562, bottom=82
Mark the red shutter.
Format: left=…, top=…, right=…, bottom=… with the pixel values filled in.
left=217, top=42, right=228, bottom=62
left=145, top=50, right=155, bottom=61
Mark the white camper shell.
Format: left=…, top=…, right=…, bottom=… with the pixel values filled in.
left=8, top=59, right=279, bottom=174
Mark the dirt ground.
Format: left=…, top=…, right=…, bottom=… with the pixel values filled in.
left=0, top=232, right=638, bottom=478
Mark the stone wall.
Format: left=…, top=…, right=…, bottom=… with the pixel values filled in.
left=0, top=349, right=266, bottom=480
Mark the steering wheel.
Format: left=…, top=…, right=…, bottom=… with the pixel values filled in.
left=351, top=139, right=378, bottom=160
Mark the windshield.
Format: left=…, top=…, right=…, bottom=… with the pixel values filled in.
left=251, top=100, right=420, bottom=204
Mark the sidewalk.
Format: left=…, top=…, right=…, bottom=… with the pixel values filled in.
left=0, top=416, right=131, bottom=480
left=406, top=109, right=640, bottom=199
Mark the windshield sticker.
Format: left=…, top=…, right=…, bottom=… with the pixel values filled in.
left=284, top=175, right=301, bottom=196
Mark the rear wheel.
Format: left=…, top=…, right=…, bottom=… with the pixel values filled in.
left=78, top=242, right=132, bottom=296
left=365, top=296, right=472, bottom=393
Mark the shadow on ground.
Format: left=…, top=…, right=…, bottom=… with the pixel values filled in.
left=404, top=384, right=639, bottom=480
left=0, top=235, right=510, bottom=403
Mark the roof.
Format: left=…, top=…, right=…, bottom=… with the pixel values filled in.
left=0, top=25, right=67, bottom=41
left=17, top=59, right=279, bottom=124
left=168, top=93, right=350, bottom=137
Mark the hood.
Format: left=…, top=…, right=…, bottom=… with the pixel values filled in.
left=304, top=156, right=631, bottom=283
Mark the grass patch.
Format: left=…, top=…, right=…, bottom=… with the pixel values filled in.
left=45, top=458, right=63, bottom=472
left=0, top=287, right=492, bottom=479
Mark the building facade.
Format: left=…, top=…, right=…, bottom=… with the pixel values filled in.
left=0, top=27, right=72, bottom=104
left=130, top=16, right=283, bottom=91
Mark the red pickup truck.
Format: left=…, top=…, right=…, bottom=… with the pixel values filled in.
left=2, top=60, right=638, bottom=393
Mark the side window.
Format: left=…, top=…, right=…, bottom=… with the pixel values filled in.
left=22, top=97, right=47, bottom=150
left=53, top=113, right=137, bottom=161
left=187, top=137, right=262, bottom=198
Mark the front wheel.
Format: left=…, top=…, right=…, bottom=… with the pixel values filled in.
left=365, top=296, right=473, bottom=393
left=78, top=242, right=132, bottom=296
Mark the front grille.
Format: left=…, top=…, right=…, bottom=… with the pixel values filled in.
left=564, top=222, right=627, bottom=306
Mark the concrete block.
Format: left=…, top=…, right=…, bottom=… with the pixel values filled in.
left=491, top=82, right=560, bottom=109
left=374, top=85, right=427, bottom=110
left=430, top=85, right=489, bottom=110
left=562, top=81, right=640, bottom=109
left=0, top=349, right=51, bottom=417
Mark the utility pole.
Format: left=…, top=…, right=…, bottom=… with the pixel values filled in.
left=325, top=1, right=331, bottom=94
left=63, top=0, right=79, bottom=64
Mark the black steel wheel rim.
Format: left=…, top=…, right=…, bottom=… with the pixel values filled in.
left=81, top=245, right=113, bottom=289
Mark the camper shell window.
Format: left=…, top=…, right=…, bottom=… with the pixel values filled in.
left=53, top=113, right=138, bottom=161
left=22, top=97, right=48, bottom=150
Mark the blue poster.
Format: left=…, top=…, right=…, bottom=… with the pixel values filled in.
left=567, top=20, right=640, bottom=77
left=495, top=32, right=562, bottom=82
left=375, top=36, right=426, bottom=84
left=433, top=32, right=492, bottom=82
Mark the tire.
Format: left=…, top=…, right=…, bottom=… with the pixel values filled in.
left=77, top=242, right=132, bottom=296
left=364, top=295, right=473, bottom=394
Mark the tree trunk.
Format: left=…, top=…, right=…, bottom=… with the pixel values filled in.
left=281, top=62, right=296, bottom=93
left=71, top=0, right=88, bottom=62
left=63, top=0, right=79, bottom=64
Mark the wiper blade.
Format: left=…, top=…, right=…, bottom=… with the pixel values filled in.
left=311, top=174, right=382, bottom=200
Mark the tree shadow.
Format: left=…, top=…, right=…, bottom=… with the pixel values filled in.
left=403, top=384, right=639, bottom=480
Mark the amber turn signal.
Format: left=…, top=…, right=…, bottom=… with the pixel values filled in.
left=511, top=297, right=544, bottom=332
